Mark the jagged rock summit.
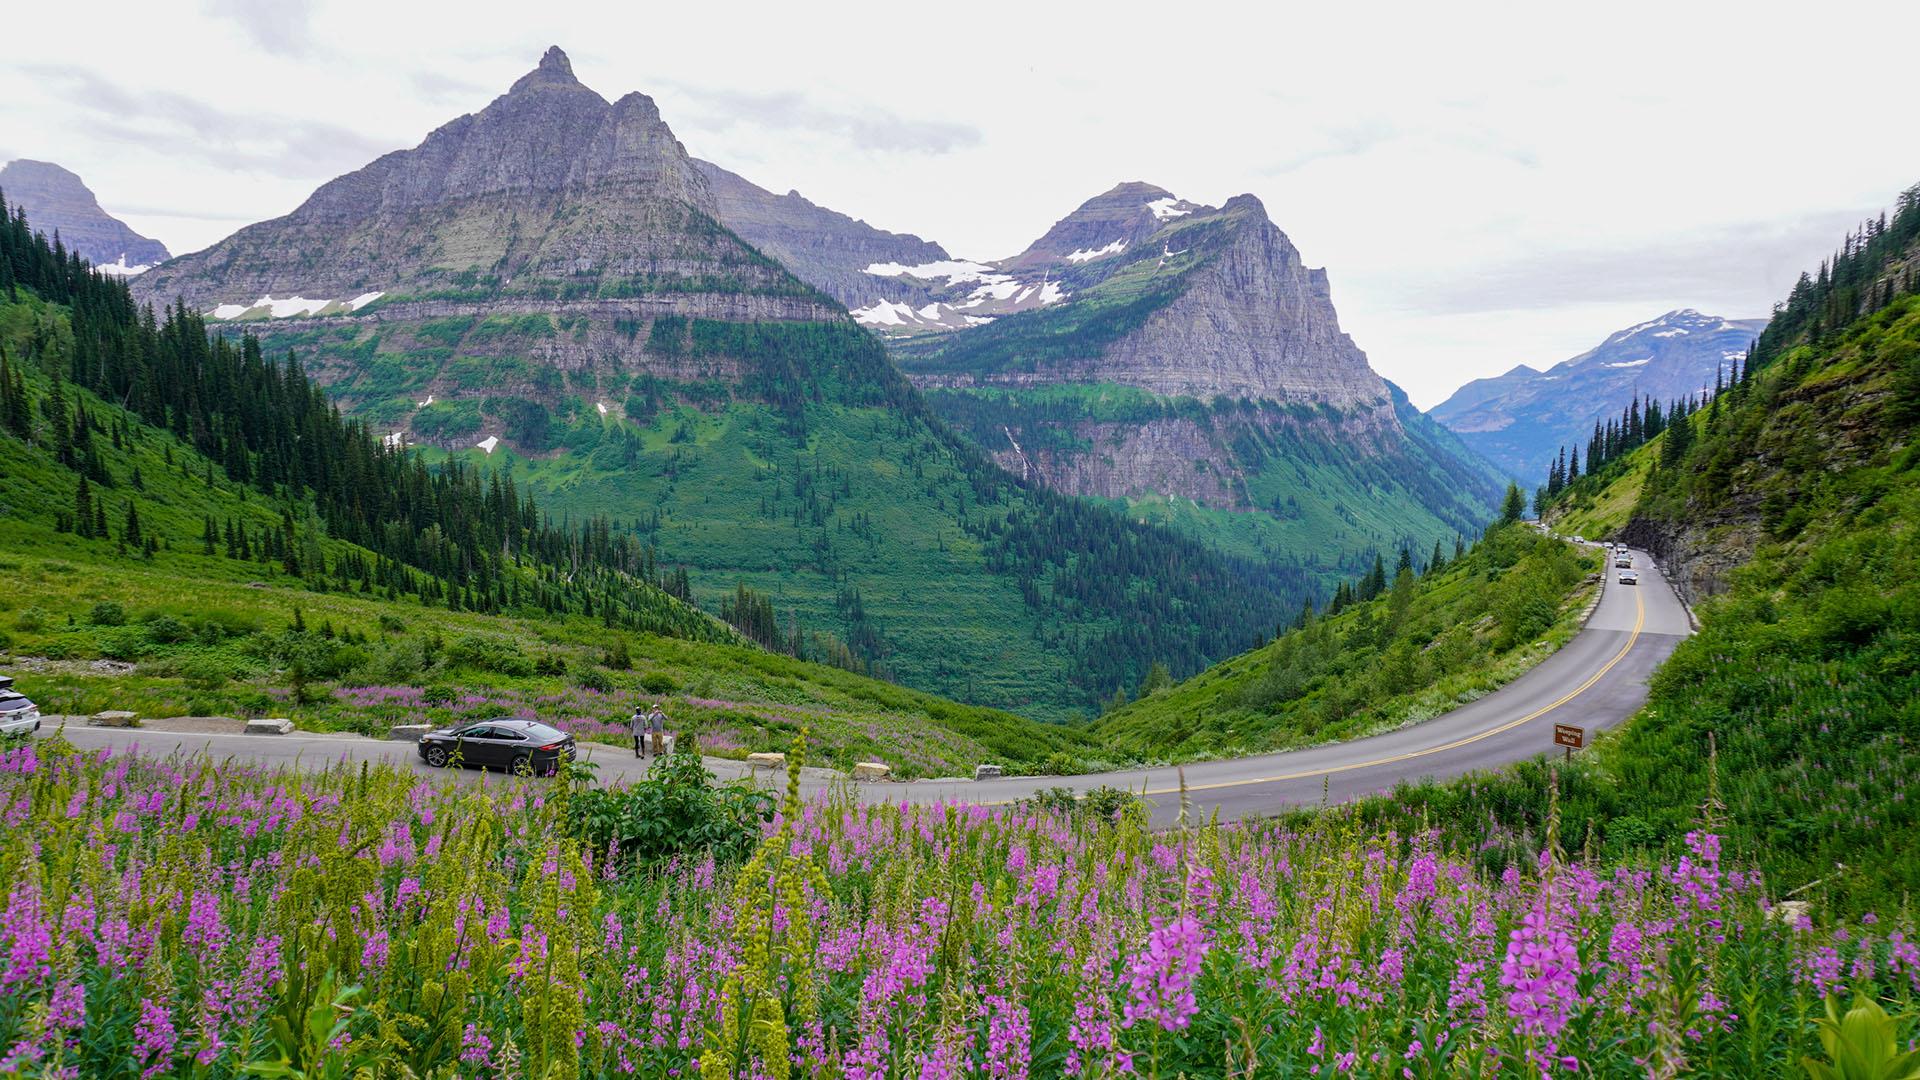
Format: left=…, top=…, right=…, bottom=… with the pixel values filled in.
left=0, top=159, right=171, bottom=274
left=1003, top=181, right=1203, bottom=270
left=132, top=46, right=808, bottom=319
left=897, top=182, right=1390, bottom=410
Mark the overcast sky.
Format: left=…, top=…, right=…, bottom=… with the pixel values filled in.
left=4, top=0, right=1917, bottom=406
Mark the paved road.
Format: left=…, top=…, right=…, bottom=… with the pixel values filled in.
left=913, top=544, right=1693, bottom=822
left=38, top=545, right=1692, bottom=825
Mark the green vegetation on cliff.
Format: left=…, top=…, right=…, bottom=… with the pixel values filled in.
left=1093, top=523, right=1599, bottom=761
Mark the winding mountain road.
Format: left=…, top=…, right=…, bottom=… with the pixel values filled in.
left=911, top=544, right=1694, bottom=823
left=37, top=546, right=1693, bottom=824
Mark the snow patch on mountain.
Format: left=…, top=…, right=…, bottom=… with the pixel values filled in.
left=209, top=290, right=385, bottom=320
left=1065, top=240, right=1127, bottom=264
left=1146, top=197, right=1195, bottom=220
left=95, top=254, right=155, bottom=277
left=851, top=299, right=922, bottom=327
left=864, top=259, right=1004, bottom=286
left=1606, top=358, right=1652, bottom=368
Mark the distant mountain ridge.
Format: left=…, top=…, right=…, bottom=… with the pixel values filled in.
left=0, top=159, right=171, bottom=274
left=1429, top=309, right=1767, bottom=486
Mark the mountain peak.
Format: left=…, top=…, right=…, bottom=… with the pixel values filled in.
left=1100, top=181, right=1175, bottom=201
left=509, top=45, right=582, bottom=93
left=0, top=158, right=172, bottom=270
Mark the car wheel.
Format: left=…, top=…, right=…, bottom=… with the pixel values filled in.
left=510, top=753, right=533, bottom=775
left=425, top=744, right=450, bottom=768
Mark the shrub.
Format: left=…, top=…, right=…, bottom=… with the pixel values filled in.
left=603, top=637, right=632, bottom=671
left=639, top=671, right=678, bottom=695
left=144, top=615, right=191, bottom=644
left=12, top=608, right=48, bottom=633
left=577, top=668, right=614, bottom=693
left=89, top=601, right=127, bottom=626
left=534, top=653, right=568, bottom=677
left=566, top=750, right=774, bottom=864
left=444, top=635, right=534, bottom=677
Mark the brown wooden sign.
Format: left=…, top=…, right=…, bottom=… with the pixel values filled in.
left=1553, top=724, right=1586, bottom=749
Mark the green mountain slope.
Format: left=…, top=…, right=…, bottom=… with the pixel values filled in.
left=1091, top=522, right=1598, bottom=761
left=123, top=51, right=1315, bottom=721
left=0, top=217, right=1082, bottom=776
left=1366, top=183, right=1920, bottom=912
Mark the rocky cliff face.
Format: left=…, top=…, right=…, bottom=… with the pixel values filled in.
left=133, top=47, right=826, bottom=320
left=894, top=183, right=1502, bottom=571
left=1430, top=309, right=1767, bottom=486
left=697, top=160, right=954, bottom=312
left=897, top=188, right=1394, bottom=411
left=1084, top=195, right=1390, bottom=409
left=0, top=159, right=171, bottom=273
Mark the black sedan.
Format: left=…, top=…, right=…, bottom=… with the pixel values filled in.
left=417, top=718, right=576, bottom=774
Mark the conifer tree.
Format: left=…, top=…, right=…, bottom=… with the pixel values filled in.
left=74, top=477, right=94, bottom=539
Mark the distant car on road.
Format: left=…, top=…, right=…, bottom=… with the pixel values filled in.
left=418, top=718, right=576, bottom=774
left=0, top=676, right=39, bottom=737
left=1618, top=570, right=1639, bottom=585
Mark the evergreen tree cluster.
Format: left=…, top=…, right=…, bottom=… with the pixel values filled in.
left=1751, top=182, right=1920, bottom=373
left=1539, top=386, right=1718, bottom=511
left=0, top=188, right=729, bottom=645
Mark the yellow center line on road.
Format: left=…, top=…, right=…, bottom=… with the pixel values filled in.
left=1126, top=581, right=1648, bottom=798
left=918, top=582, right=1646, bottom=809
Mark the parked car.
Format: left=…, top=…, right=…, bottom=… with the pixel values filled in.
left=0, top=677, right=40, bottom=737
left=1618, top=570, right=1639, bottom=585
left=417, top=718, right=576, bottom=774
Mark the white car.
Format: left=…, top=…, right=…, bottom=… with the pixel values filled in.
left=0, top=677, right=40, bottom=736
left=1618, top=570, right=1639, bottom=585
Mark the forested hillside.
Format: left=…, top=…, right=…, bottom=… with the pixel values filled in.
left=1093, top=515, right=1598, bottom=761
left=1366, top=184, right=1920, bottom=913
left=0, top=196, right=1082, bottom=775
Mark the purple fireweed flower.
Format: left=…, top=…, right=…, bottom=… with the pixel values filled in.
left=134, top=999, right=178, bottom=1078
left=1499, top=898, right=1581, bottom=1072
left=1122, top=914, right=1209, bottom=1032
left=47, top=980, right=85, bottom=1029
left=0, top=881, right=51, bottom=988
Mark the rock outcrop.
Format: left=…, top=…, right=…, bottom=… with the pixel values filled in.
left=0, top=159, right=171, bottom=273
left=1430, top=309, right=1767, bottom=486
left=133, top=47, right=828, bottom=321
left=896, top=184, right=1505, bottom=565
left=697, top=159, right=952, bottom=312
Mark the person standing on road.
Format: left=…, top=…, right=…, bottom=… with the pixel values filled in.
left=647, top=704, right=667, bottom=757
left=630, top=706, right=648, bottom=758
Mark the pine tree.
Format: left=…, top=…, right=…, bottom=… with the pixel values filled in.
left=123, top=501, right=143, bottom=550
left=74, top=477, right=94, bottom=539
left=1499, top=482, right=1527, bottom=524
